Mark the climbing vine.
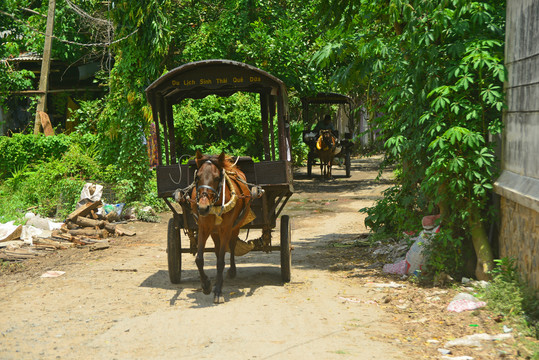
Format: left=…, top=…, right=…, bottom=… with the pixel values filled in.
left=97, top=1, right=172, bottom=201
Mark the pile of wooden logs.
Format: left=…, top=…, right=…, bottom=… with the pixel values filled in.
left=52, top=200, right=134, bottom=245
left=0, top=200, right=135, bottom=261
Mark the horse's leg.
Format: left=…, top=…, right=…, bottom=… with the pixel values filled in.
left=227, top=229, right=240, bottom=279
left=213, top=238, right=227, bottom=304
left=195, top=227, right=212, bottom=295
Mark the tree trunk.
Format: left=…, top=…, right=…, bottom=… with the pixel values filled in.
left=469, top=209, right=494, bottom=280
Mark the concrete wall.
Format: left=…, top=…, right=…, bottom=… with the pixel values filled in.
left=494, top=0, right=539, bottom=291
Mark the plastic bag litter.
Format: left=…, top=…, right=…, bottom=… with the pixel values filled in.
left=0, top=221, right=23, bottom=242
left=77, top=183, right=103, bottom=208
left=383, top=259, right=409, bottom=275
left=41, top=271, right=65, bottom=278
left=383, top=225, right=440, bottom=275
left=103, top=203, right=125, bottom=216
left=20, top=226, right=44, bottom=245
left=447, top=293, right=486, bottom=312
left=444, top=333, right=512, bottom=348
left=25, top=213, right=62, bottom=231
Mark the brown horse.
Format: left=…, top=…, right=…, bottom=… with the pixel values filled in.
left=191, top=151, right=254, bottom=303
left=315, top=129, right=339, bottom=179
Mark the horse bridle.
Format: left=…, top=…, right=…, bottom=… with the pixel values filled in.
left=195, top=160, right=224, bottom=206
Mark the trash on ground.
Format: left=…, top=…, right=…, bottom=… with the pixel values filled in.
left=0, top=183, right=138, bottom=261
left=503, top=325, right=513, bottom=333
left=0, top=221, right=23, bottom=242
left=41, top=270, right=66, bottom=278
left=383, top=215, right=441, bottom=275
left=444, top=333, right=512, bottom=348
left=366, top=281, right=406, bottom=288
left=77, top=183, right=103, bottom=208
left=338, top=296, right=377, bottom=304
left=447, top=293, right=487, bottom=313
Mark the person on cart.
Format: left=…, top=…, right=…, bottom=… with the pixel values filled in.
left=313, top=114, right=336, bottom=135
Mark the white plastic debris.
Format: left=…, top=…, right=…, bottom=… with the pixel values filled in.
left=77, top=183, right=103, bottom=208
left=447, top=293, right=486, bottom=312
left=444, top=333, right=512, bottom=348
left=41, top=271, right=66, bottom=278
left=0, top=221, right=23, bottom=242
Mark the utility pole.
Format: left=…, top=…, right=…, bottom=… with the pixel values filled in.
left=34, top=0, right=56, bottom=134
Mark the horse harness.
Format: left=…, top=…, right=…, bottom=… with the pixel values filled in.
left=175, top=159, right=264, bottom=226
left=316, top=130, right=337, bottom=152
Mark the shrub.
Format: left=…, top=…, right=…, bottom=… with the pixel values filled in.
left=0, top=133, right=99, bottom=180
left=480, top=258, right=539, bottom=340
left=0, top=142, right=104, bottom=221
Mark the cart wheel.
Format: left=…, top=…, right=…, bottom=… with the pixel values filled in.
left=280, top=215, right=291, bottom=282
left=167, top=217, right=182, bottom=284
left=345, top=151, right=351, bottom=178
left=307, top=152, right=313, bottom=178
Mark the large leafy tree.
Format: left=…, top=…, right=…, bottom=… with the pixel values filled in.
left=314, top=0, right=505, bottom=279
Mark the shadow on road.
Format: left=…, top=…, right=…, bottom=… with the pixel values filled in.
left=140, top=264, right=286, bottom=307
left=292, top=158, right=394, bottom=195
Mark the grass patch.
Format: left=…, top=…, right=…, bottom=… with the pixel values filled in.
left=0, top=260, right=25, bottom=274
left=477, top=258, right=539, bottom=355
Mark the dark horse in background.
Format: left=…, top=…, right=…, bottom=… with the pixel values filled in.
left=190, top=151, right=254, bottom=303
left=315, top=129, right=340, bottom=179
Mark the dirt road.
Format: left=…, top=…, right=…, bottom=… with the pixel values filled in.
left=0, top=156, right=526, bottom=359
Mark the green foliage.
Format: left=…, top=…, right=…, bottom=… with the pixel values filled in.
left=173, top=93, right=262, bottom=158
left=289, top=119, right=310, bottom=165
left=480, top=258, right=539, bottom=339
left=96, top=0, right=172, bottom=203
left=315, top=0, right=505, bottom=275
left=0, top=133, right=99, bottom=180
left=236, top=1, right=327, bottom=93
left=0, top=260, right=25, bottom=274
left=423, top=228, right=465, bottom=276
left=361, top=185, right=423, bottom=236
left=425, top=127, right=496, bottom=218
left=0, top=142, right=103, bottom=221
left=69, top=98, right=105, bottom=134
left=0, top=63, right=35, bottom=111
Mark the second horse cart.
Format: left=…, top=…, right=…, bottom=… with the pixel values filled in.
left=301, top=92, right=354, bottom=178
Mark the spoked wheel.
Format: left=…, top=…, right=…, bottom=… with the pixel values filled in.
left=167, top=216, right=182, bottom=284
left=307, top=152, right=313, bottom=178
left=345, top=151, right=351, bottom=178
left=280, top=215, right=291, bottom=282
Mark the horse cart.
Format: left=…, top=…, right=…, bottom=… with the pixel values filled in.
left=301, top=93, right=354, bottom=178
left=145, top=60, right=293, bottom=299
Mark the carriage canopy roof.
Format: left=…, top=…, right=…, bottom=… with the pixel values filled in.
left=144, top=59, right=291, bottom=165
left=145, top=59, right=288, bottom=104
left=301, top=92, right=352, bottom=105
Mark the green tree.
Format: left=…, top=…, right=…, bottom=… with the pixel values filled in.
left=313, top=0, right=505, bottom=279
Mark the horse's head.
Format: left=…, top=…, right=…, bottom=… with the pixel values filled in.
left=320, top=129, right=335, bottom=148
left=194, top=150, right=226, bottom=216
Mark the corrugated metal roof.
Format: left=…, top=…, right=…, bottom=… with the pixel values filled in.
left=7, top=52, right=43, bottom=61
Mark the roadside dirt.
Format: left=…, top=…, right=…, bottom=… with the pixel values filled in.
left=0, top=155, right=534, bottom=359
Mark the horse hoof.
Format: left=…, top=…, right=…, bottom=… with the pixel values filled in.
left=227, top=267, right=237, bottom=279
left=214, top=294, right=225, bottom=304
left=202, top=280, right=212, bottom=295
